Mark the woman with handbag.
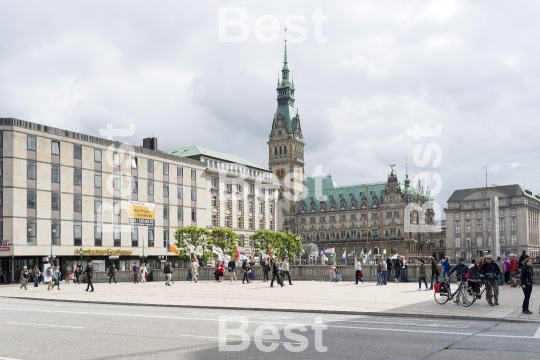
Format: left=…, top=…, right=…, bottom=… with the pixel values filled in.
left=520, top=258, right=534, bottom=315
left=429, top=257, right=440, bottom=290
left=217, top=261, right=225, bottom=282
left=84, top=260, right=94, bottom=292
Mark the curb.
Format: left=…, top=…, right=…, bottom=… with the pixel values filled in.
left=2, top=295, right=538, bottom=324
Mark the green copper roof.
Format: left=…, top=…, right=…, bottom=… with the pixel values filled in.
left=270, top=43, right=298, bottom=136
left=165, top=145, right=268, bottom=171
left=447, top=184, right=538, bottom=203
left=297, top=175, right=387, bottom=213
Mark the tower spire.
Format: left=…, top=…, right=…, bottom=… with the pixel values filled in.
left=404, top=157, right=410, bottom=187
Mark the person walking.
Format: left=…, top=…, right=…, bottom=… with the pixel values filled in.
left=400, top=256, right=407, bottom=282
left=74, top=266, right=82, bottom=284
left=518, top=250, right=529, bottom=270
left=282, top=257, right=293, bottom=285
left=53, top=265, right=61, bottom=290
left=164, top=261, right=172, bottom=286
left=375, top=259, right=383, bottom=285
left=503, top=257, right=511, bottom=285
left=64, top=266, right=71, bottom=285
left=270, top=259, right=283, bottom=287
left=385, top=258, right=392, bottom=283
left=241, top=259, right=249, bottom=284
left=262, top=258, right=270, bottom=282
left=227, top=258, right=237, bottom=282
left=441, top=256, right=450, bottom=279
left=496, top=257, right=505, bottom=286
left=19, top=266, right=29, bottom=290
left=217, top=260, right=225, bottom=282
left=381, top=257, right=387, bottom=285
left=32, top=265, right=40, bottom=287
left=509, top=254, right=519, bottom=287
left=429, top=258, right=440, bottom=290
left=354, top=258, right=364, bottom=284
left=46, top=265, right=55, bottom=291
left=520, top=258, right=534, bottom=315
left=132, top=263, right=140, bottom=284
left=190, top=258, right=199, bottom=283
left=140, top=263, right=148, bottom=283
left=108, top=264, right=117, bottom=284
left=84, top=260, right=94, bottom=292
left=418, top=259, right=429, bottom=291
left=394, top=256, right=401, bottom=282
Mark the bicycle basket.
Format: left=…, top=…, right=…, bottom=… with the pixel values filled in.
left=464, top=274, right=471, bottom=279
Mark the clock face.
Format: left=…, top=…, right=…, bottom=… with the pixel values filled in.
left=276, top=168, right=286, bottom=180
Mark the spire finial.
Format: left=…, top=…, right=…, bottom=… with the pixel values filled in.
left=283, top=27, right=288, bottom=65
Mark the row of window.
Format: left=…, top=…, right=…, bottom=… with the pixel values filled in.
left=461, top=199, right=514, bottom=208
left=301, top=213, right=380, bottom=224
left=454, top=235, right=518, bottom=247
left=454, top=209, right=517, bottom=220
left=454, top=220, right=518, bottom=233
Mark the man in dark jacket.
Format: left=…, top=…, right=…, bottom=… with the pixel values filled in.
left=108, top=264, right=117, bottom=284
left=227, top=259, right=237, bottom=282
left=270, top=259, right=283, bottom=287
left=132, top=263, right=140, bottom=284
left=393, top=257, right=402, bottom=282
left=163, top=261, right=172, bottom=286
left=386, top=258, right=392, bottom=283
left=481, top=255, right=501, bottom=305
left=518, top=250, right=529, bottom=269
left=448, top=259, right=468, bottom=282
left=84, top=260, right=94, bottom=292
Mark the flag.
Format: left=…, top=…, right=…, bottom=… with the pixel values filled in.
left=235, top=246, right=240, bottom=260
left=342, top=249, right=346, bottom=258
left=383, top=249, right=387, bottom=255
left=391, top=254, right=398, bottom=260
left=325, top=248, right=335, bottom=254
left=167, top=243, right=179, bottom=255
left=261, top=251, right=267, bottom=260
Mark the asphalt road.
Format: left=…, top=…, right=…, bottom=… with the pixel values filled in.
left=0, top=298, right=539, bottom=360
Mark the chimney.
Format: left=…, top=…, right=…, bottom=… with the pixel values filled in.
left=143, top=137, right=158, bottom=151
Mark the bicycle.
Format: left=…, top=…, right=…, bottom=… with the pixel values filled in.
left=460, top=276, right=485, bottom=307
left=433, top=277, right=467, bottom=305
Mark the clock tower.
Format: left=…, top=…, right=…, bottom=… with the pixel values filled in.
left=268, top=38, right=305, bottom=233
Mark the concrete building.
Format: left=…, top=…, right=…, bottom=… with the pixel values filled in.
left=444, top=185, right=540, bottom=261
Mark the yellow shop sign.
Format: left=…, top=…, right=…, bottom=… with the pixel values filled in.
left=74, top=248, right=133, bottom=256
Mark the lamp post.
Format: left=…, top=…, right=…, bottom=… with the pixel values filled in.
left=139, top=236, right=146, bottom=264
left=50, top=228, right=57, bottom=265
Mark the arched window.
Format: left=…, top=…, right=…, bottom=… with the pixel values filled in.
left=279, top=146, right=282, bottom=154
left=284, top=146, right=287, bottom=154
left=274, top=147, right=277, bottom=155
left=439, top=240, right=444, bottom=248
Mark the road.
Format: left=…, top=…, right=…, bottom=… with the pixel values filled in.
left=0, top=298, right=539, bottom=360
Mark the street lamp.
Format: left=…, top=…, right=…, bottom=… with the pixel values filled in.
left=139, top=236, right=146, bottom=264
left=109, top=255, right=119, bottom=267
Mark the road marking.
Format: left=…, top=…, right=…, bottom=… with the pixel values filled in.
left=325, top=319, right=470, bottom=329
left=0, top=357, right=24, bottom=360
left=5, top=322, right=83, bottom=329
left=534, top=325, right=540, bottom=339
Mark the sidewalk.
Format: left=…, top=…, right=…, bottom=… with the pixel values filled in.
left=1, top=280, right=538, bottom=322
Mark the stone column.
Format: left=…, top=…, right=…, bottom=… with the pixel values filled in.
left=491, top=196, right=500, bottom=256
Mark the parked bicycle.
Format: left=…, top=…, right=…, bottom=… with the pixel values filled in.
left=433, top=278, right=467, bottom=305
left=461, top=273, right=496, bottom=307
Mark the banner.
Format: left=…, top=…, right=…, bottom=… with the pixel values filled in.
left=325, top=248, right=335, bottom=254
left=128, top=201, right=155, bottom=226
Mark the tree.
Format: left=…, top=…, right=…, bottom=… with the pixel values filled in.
left=174, top=225, right=210, bottom=260
left=252, top=229, right=280, bottom=257
left=277, top=232, right=304, bottom=260
left=208, top=228, right=239, bottom=260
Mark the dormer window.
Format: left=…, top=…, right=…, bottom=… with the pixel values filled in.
left=278, top=130, right=282, bottom=136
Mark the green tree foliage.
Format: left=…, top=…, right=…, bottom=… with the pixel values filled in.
left=277, top=232, right=304, bottom=259
left=252, top=229, right=280, bottom=257
left=174, top=225, right=210, bottom=259
left=208, top=227, right=239, bottom=260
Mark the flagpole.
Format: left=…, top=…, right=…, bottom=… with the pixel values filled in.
left=485, top=164, right=487, bottom=188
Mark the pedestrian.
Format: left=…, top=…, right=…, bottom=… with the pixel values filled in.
left=480, top=255, right=501, bottom=306
left=19, top=266, right=29, bottom=290
left=64, top=266, right=71, bottom=285
left=429, top=258, right=440, bottom=290
left=376, top=259, right=383, bottom=285
left=108, top=264, right=117, bottom=284
left=249, top=260, right=256, bottom=282
left=503, top=257, right=511, bottom=285
left=53, top=265, right=61, bottom=290
left=518, top=250, right=529, bottom=270
left=241, top=259, right=249, bottom=284
left=401, top=256, right=407, bottom=282
left=214, top=261, right=220, bottom=281
left=140, top=263, right=148, bottom=283
left=74, top=266, right=82, bottom=284
left=282, top=257, right=293, bottom=285
left=520, top=258, right=534, bottom=315
left=394, top=256, right=401, bottom=283
left=227, top=258, right=237, bottom=282
left=381, top=258, right=387, bottom=285
left=441, top=256, right=450, bottom=279
left=217, top=260, right=225, bottom=282
left=46, top=265, right=55, bottom=291
left=164, top=261, right=172, bottom=286
left=418, top=259, right=428, bottom=290
left=354, top=258, right=364, bottom=284
left=496, top=257, right=505, bottom=286
left=132, top=263, right=140, bottom=284
left=386, top=258, right=392, bottom=283
left=190, top=258, right=199, bottom=283
left=262, top=258, right=270, bottom=282
left=509, top=254, right=519, bottom=287
left=32, top=265, right=40, bottom=287
left=187, top=267, right=192, bottom=281
left=270, top=259, right=283, bottom=287
left=84, top=260, right=94, bottom=292
left=329, top=265, right=338, bottom=282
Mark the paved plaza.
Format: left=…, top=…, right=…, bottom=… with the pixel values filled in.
left=1, top=280, right=538, bottom=322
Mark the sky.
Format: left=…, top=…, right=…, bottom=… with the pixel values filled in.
left=1, top=0, right=540, bottom=219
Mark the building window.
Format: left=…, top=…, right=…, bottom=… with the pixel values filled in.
left=162, top=184, right=169, bottom=198
left=0, top=159, right=2, bottom=177
left=114, top=226, right=121, bottom=247
left=500, top=221, right=505, bottom=231
left=455, top=238, right=461, bottom=247
left=131, top=177, right=138, bottom=194
left=51, top=192, right=60, bottom=211
left=73, top=145, right=82, bottom=160
left=191, top=188, right=196, bottom=201
left=476, top=237, right=482, bottom=247
left=249, top=184, right=255, bottom=195
left=164, top=228, right=169, bottom=247
left=74, top=223, right=82, bottom=246
left=511, top=209, right=516, bottom=216
left=51, top=165, right=60, bottom=183
left=163, top=163, right=169, bottom=175
left=94, top=198, right=102, bottom=214
left=0, top=188, right=2, bottom=206
left=74, top=168, right=82, bottom=186
left=131, top=226, right=138, bottom=247
left=131, top=157, right=137, bottom=169
left=74, top=195, right=82, bottom=212
left=147, top=181, right=154, bottom=196
left=27, top=161, right=36, bottom=179
left=211, top=195, right=217, bottom=207
left=148, top=227, right=155, bottom=247
left=177, top=187, right=183, bottom=199
left=191, top=169, right=196, bottom=180
left=211, top=177, right=218, bottom=188
left=237, top=217, right=243, bottom=229
left=454, top=213, right=460, bottom=221
left=0, top=131, right=2, bottom=146
left=476, top=212, right=482, bottom=219
left=52, top=223, right=60, bottom=246
left=51, top=141, right=60, bottom=155
left=113, top=176, right=120, bottom=191
left=500, top=236, right=505, bottom=246
left=27, top=190, right=36, bottom=209
left=212, top=215, right=217, bottom=226
left=511, top=220, right=517, bottom=230
left=163, top=205, right=169, bottom=220
left=393, top=211, right=399, bottom=218
left=455, top=225, right=460, bottom=233
left=178, top=207, right=183, bottom=221
left=113, top=200, right=120, bottom=216
left=27, top=220, right=37, bottom=245
left=147, top=159, right=154, bottom=173
left=177, top=166, right=183, bottom=177
left=511, top=234, right=517, bottom=245
left=499, top=209, right=504, bottom=217
left=95, top=225, right=102, bottom=247
left=94, top=172, right=102, bottom=188
left=465, top=224, right=471, bottom=233
left=476, top=223, right=482, bottom=232
left=27, top=135, right=36, bottom=151
left=465, top=212, right=470, bottom=220
left=94, top=149, right=102, bottom=162
left=499, top=199, right=505, bottom=205
left=191, top=208, right=196, bottom=222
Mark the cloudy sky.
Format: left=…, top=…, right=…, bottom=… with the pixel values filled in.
left=2, top=0, right=540, bottom=217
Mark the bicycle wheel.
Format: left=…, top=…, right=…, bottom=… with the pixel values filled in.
left=434, top=291, right=450, bottom=305
left=486, top=284, right=494, bottom=306
left=460, top=283, right=477, bottom=307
